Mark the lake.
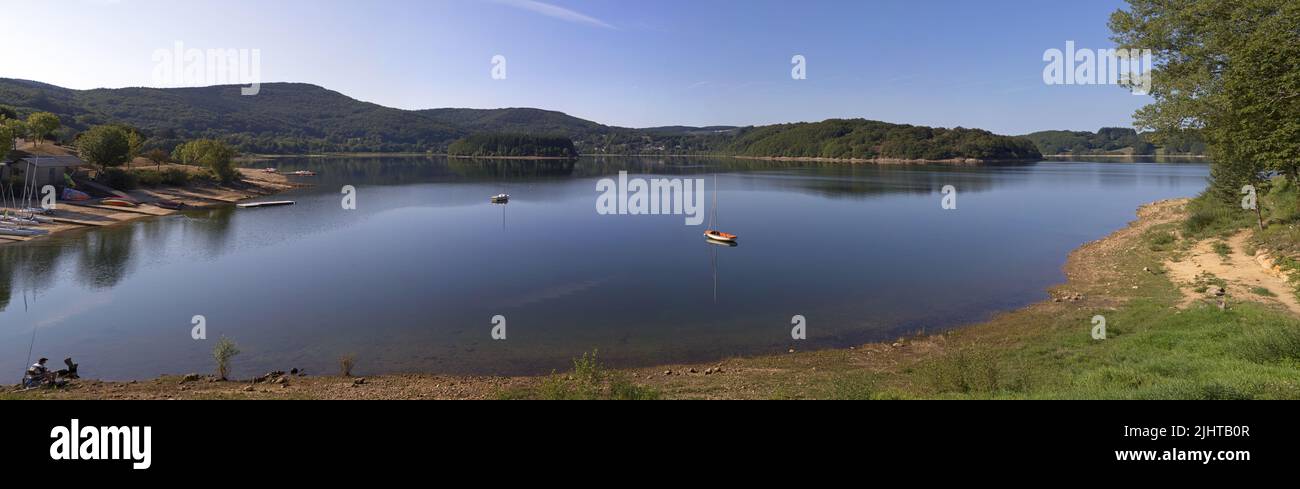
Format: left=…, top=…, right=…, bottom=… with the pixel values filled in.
left=0, top=157, right=1209, bottom=380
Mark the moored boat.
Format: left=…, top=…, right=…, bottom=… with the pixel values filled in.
left=491, top=193, right=510, bottom=203
left=703, top=175, right=738, bottom=243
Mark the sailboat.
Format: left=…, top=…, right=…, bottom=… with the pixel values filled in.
left=703, top=174, right=737, bottom=243
left=1, top=157, right=51, bottom=236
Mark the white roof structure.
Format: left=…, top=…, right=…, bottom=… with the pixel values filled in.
left=16, top=155, right=85, bottom=168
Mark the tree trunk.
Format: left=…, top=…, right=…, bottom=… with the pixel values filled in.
left=1256, top=203, right=1265, bottom=231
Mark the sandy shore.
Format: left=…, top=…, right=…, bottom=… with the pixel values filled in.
left=0, top=167, right=296, bottom=247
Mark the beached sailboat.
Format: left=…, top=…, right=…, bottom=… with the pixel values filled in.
left=0, top=226, right=49, bottom=237
left=703, top=175, right=737, bottom=243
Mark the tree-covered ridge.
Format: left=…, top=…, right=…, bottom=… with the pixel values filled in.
left=1022, top=127, right=1207, bottom=155
left=725, top=119, right=1042, bottom=161
left=447, top=134, right=578, bottom=158
left=0, top=78, right=1036, bottom=161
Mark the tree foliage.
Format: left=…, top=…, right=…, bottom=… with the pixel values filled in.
left=725, top=119, right=1042, bottom=161
left=447, top=134, right=578, bottom=158
left=1111, top=0, right=1300, bottom=201
left=173, top=138, right=238, bottom=183
left=1021, top=127, right=1208, bottom=155
left=77, top=125, right=132, bottom=171
left=26, top=111, right=59, bottom=145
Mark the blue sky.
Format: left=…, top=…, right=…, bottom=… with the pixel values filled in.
left=0, top=0, right=1145, bottom=134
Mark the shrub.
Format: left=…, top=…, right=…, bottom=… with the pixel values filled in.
left=339, top=354, right=356, bottom=377
left=98, top=169, right=138, bottom=191
left=213, top=337, right=241, bottom=380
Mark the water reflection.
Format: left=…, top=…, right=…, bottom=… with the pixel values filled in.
left=0, top=156, right=1211, bottom=380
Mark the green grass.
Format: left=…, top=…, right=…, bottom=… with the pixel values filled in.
left=1251, top=287, right=1277, bottom=297
left=904, top=300, right=1300, bottom=399
left=496, top=351, right=660, bottom=400
left=1213, top=241, right=1233, bottom=258
left=1144, top=228, right=1178, bottom=251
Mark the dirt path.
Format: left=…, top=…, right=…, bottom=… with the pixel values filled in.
left=1166, top=231, right=1300, bottom=315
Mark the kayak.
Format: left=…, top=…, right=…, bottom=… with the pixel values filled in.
left=61, top=188, right=91, bottom=202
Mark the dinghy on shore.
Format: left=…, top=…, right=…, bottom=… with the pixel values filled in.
left=237, top=201, right=296, bottom=209
left=0, top=226, right=49, bottom=237
left=101, top=198, right=139, bottom=208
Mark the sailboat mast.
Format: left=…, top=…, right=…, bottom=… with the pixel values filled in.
left=711, top=174, right=718, bottom=228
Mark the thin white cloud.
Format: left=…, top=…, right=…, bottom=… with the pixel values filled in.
left=492, top=0, right=616, bottom=29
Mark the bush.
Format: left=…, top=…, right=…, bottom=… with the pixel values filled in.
left=162, top=167, right=192, bottom=186
left=213, top=337, right=241, bottom=380
left=98, top=169, right=138, bottom=190
left=921, top=346, right=1001, bottom=395
left=339, top=354, right=356, bottom=377
left=502, top=350, right=659, bottom=400
left=135, top=170, right=163, bottom=187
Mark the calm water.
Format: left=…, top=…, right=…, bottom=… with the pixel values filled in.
left=0, top=157, right=1208, bottom=380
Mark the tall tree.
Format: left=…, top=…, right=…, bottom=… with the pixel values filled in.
left=144, top=149, right=170, bottom=170
left=26, top=112, right=60, bottom=147
left=1111, top=0, right=1300, bottom=208
left=173, top=139, right=238, bottom=183
left=77, top=125, right=132, bottom=172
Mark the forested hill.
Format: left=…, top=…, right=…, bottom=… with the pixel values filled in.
left=1021, top=127, right=1207, bottom=156
left=726, top=119, right=1042, bottom=161
left=447, top=134, right=578, bottom=158
left=0, top=78, right=1038, bottom=160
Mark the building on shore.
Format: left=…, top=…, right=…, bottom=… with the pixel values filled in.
left=3, top=155, right=86, bottom=189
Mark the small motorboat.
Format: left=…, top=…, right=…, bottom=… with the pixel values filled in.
left=263, top=168, right=279, bottom=173
left=101, top=198, right=139, bottom=208
left=286, top=171, right=317, bottom=176
left=237, top=201, right=296, bottom=209
left=153, top=199, right=187, bottom=210
left=703, top=230, right=737, bottom=243
left=490, top=194, right=510, bottom=204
